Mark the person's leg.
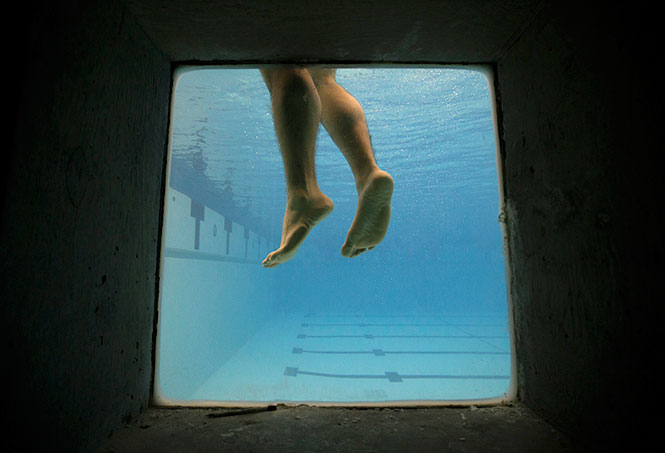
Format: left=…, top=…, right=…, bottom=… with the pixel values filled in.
left=308, top=68, right=394, bottom=258
left=260, top=67, right=333, bottom=268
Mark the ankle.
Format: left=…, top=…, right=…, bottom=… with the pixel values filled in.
left=286, top=187, right=326, bottom=206
left=354, top=166, right=383, bottom=191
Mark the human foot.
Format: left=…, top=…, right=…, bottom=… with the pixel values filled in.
left=341, top=169, right=394, bottom=258
left=263, top=191, right=334, bottom=268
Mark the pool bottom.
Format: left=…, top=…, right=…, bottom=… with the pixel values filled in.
left=159, top=312, right=511, bottom=405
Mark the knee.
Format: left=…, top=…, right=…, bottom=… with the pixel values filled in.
left=262, top=67, right=315, bottom=97
left=309, top=68, right=337, bottom=89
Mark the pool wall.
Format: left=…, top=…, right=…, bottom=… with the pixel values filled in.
left=155, top=187, right=276, bottom=402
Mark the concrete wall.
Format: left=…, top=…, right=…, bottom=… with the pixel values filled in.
left=497, top=3, right=661, bottom=448
left=3, top=0, right=661, bottom=451
left=3, top=0, right=170, bottom=450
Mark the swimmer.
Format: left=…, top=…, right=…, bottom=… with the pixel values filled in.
left=260, top=67, right=393, bottom=268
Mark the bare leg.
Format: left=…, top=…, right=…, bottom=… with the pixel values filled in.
left=260, top=67, right=334, bottom=268
left=308, top=68, right=394, bottom=258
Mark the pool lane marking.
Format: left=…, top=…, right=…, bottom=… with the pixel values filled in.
left=291, top=347, right=508, bottom=356
left=301, top=323, right=505, bottom=327
left=283, top=367, right=509, bottom=381
left=296, top=334, right=509, bottom=339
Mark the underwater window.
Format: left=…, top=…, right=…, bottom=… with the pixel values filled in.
left=154, top=66, right=512, bottom=405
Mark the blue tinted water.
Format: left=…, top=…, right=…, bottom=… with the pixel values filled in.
left=157, top=67, right=510, bottom=404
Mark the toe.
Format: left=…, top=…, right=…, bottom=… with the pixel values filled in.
left=353, top=248, right=367, bottom=257
left=262, top=251, right=278, bottom=268
left=341, top=241, right=354, bottom=257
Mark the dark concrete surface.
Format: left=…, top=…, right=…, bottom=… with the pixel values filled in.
left=99, top=404, right=582, bottom=452
left=5, top=1, right=661, bottom=451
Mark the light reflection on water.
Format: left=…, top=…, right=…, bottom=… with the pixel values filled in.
left=170, top=67, right=499, bottom=259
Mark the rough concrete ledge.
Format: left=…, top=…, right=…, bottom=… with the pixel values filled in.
left=98, top=403, right=582, bottom=452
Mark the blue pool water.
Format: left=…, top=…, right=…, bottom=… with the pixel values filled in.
left=156, top=67, right=511, bottom=404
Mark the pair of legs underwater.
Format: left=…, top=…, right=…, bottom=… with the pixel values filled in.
left=260, top=67, right=394, bottom=268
